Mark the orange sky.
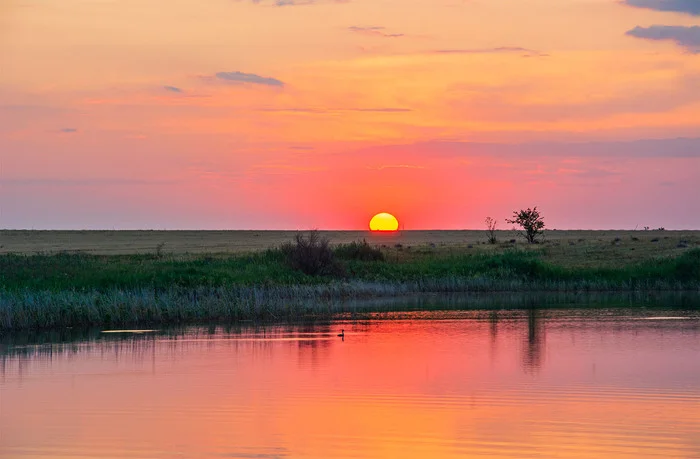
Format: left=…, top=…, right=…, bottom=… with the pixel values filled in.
left=2, top=0, right=700, bottom=229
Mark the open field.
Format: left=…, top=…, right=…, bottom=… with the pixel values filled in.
left=1, top=230, right=699, bottom=267
left=1, top=230, right=530, bottom=254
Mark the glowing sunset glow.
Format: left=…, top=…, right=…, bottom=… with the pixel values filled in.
left=369, top=213, right=399, bottom=232
left=2, top=0, right=700, bottom=229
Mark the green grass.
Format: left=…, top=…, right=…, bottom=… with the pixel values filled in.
left=1, top=246, right=699, bottom=292
left=0, top=250, right=311, bottom=291
left=1, top=245, right=698, bottom=330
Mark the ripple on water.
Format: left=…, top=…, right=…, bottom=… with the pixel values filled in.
left=2, top=308, right=700, bottom=458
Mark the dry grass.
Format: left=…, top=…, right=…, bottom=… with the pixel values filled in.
left=0, top=230, right=698, bottom=269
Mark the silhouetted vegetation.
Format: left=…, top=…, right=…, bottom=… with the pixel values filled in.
left=507, top=207, right=545, bottom=244
left=672, top=248, right=700, bottom=282
left=485, top=217, right=498, bottom=244
left=334, top=240, right=384, bottom=261
left=280, top=231, right=342, bottom=276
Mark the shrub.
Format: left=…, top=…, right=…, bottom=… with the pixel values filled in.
left=335, top=240, right=384, bottom=262
left=672, top=249, right=700, bottom=281
left=280, top=231, right=341, bottom=276
left=506, top=207, right=545, bottom=244
left=485, top=217, right=498, bottom=244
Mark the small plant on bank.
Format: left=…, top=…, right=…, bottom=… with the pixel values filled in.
left=506, top=207, right=545, bottom=244
left=280, top=230, right=341, bottom=276
left=485, top=217, right=498, bottom=244
left=155, top=242, right=166, bottom=258
left=335, top=240, right=385, bottom=261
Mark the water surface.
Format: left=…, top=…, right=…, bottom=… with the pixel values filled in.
left=2, top=308, right=700, bottom=458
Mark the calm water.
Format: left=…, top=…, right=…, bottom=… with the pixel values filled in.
left=2, top=308, right=700, bottom=458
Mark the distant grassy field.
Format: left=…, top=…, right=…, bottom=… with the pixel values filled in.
left=2, top=230, right=520, bottom=254
left=1, top=230, right=698, bottom=330
left=1, top=230, right=699, bottom=268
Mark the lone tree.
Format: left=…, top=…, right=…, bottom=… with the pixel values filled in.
left=506, top=207, right=545, bottom=244
left=485, top=217, right=498, bottom=244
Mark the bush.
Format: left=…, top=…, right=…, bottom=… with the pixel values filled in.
left=280, top=231, right=342, bottom=276
left=506, top=207, right=545, bottom=244
left=671, top=248, right=700, bottom=282
left=335, top=240, right=384, bottom=261
left=485, top=217, right=498, bottom=244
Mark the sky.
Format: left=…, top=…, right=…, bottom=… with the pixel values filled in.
left=2, top=0, right=700, bottom=230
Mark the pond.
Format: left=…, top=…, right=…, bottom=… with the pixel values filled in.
left=2, top=305, right=700, bottom=458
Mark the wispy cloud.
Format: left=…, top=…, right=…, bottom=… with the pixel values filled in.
left=215, top=71, right=285, bottom=87
left=348, top=26, right=404, bottom=38
left=251, top=163, right=325, bottom=173
left=367, top=164, right=425, bottom=170
left=59, top=128, right=77, bottom=133
left=623, top=0, right=700, bottom=16
left=626, top=25, right=700, bottom=53
left=445, top=73, right=700, bottom=123
left=256, top=106, right=411, bottom=113
left=163, top=86, right=183, bottom=93
left=257, top=107, right=325, bottom=113
left=555, top=167, right=620, bottom=179
left=352, top=107, right=411, bottom=112
left=246, top=0, right=347, bottom=6
left=4, top=178, right=180, bottom=186
left=428, top=47, right=547, bottom=57
left=390, top=138, right=700, bottom=159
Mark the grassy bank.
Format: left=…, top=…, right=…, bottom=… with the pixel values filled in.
left=1, top=240, right=699, bottom=330
left=2, top=244, right=699, bottom=291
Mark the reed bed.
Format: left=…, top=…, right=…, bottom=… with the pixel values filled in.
left=4, top=290, right=699, bottom=359
left=2, top=277, right=699, bottom=330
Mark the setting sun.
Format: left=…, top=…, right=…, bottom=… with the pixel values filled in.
left=369, top=213, right=399, bottom=232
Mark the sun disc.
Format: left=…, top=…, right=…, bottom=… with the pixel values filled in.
left=369, top=213, right=399, bottom=232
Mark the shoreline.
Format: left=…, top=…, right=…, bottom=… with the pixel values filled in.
left=2, top=291, right=700, bottom=348
left=2, top=281, right=699, bottom=331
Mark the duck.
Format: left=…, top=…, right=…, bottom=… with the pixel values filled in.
left=337, top=329, right=345, bottom=338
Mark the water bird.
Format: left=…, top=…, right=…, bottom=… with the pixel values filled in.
left=337, top=329, right=345, bottom=338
